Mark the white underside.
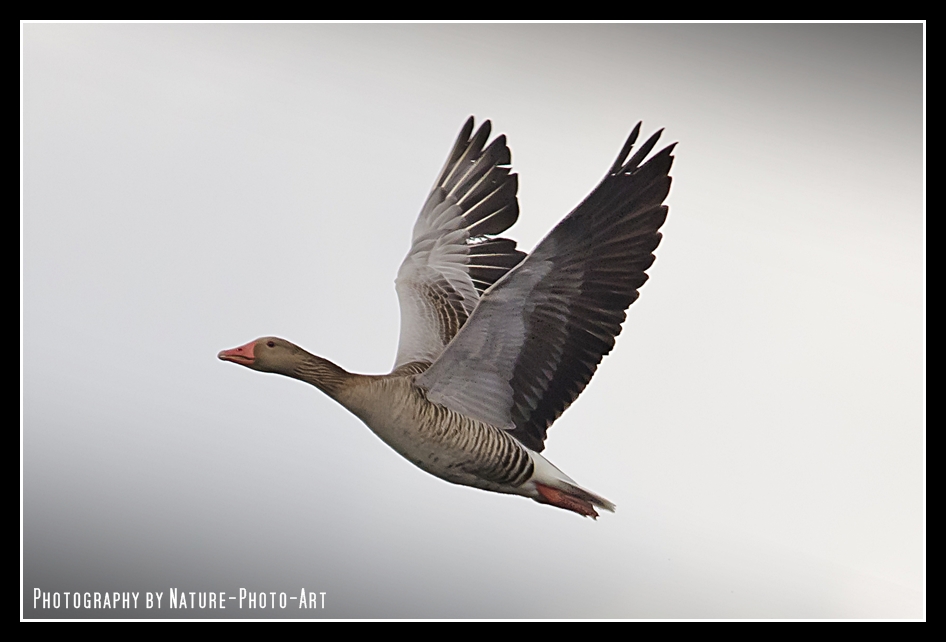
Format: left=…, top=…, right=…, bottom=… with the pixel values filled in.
left=522, top=449, right=616, bottom=512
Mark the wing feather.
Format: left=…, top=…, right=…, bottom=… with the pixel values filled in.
left=417, top=124, right=674, bottom=451
left=394, top=118, right=526, bottom=369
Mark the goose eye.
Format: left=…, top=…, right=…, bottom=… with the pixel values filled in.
left=266, top=341, right=275, bottom=348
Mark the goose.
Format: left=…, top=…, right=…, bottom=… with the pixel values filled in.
left=219, top=118, right=674, bottom=518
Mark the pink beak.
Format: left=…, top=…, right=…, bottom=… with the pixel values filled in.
left=218, top=340, right=257, bottom=366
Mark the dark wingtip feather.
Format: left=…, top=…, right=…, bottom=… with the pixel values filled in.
left=482, top=134, right=511, bottom=167
left=473, top=119, right=492, bottom=144
left=621, top=128, right=664, bottom=174
left=456, top=117, right=475, bottom=152
left=609, top=122, right=642, bottom=174
left=429, top=117, right=476, bottom=195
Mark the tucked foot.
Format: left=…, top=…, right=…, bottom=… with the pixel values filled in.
left=535, top=482, right=600, bottom=519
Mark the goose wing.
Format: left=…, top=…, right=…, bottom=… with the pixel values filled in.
left=394, top=117, right=526, bottom=370
left=416, top=124, right=674, bottom=452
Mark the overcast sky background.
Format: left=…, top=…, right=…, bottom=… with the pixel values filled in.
left=23, top=23, right=924, bottom=619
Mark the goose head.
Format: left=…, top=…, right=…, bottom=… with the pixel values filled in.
left=218, top=337, right=304, bottom=376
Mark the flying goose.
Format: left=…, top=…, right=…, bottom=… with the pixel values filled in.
left=219, top=118, right=674, bottom=518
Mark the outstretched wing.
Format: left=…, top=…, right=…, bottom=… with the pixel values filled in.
left=416, top=124, right=674, bottom=451
left=394, top=117, right=526, bottom=370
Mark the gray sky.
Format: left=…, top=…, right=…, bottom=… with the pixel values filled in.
left=23, top=23, right=924, bottom=618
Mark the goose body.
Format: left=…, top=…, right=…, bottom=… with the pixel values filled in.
left=219, top=118, right=674, bottom=518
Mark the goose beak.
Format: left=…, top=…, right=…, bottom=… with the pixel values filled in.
left=218, top=340, right=256, bottom=366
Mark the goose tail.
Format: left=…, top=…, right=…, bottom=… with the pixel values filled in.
left=527, top=452, right=616, bottom=519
